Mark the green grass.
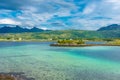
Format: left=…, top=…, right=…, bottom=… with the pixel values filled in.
left=0, top=30, right=120, bottom=41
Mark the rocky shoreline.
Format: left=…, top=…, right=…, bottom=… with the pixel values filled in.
left=50, top=44, right=120, bottom=47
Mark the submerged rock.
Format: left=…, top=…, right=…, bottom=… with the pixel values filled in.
left=0, top=72, right=35, bottom=80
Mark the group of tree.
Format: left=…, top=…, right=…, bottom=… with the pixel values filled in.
left=57, top=39, right=85, bottom=45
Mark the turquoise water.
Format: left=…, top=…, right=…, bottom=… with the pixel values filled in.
left=0, top=42, right=120, bottom=80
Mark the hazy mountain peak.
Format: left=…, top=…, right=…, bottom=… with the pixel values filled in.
left=0, top=25, right=48, bottom=33
left=98, top=24, right=120, bottom=31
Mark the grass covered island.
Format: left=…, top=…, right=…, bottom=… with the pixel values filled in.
left=50, top=39, right=120, bottom=47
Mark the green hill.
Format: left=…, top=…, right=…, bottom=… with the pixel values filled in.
left=1, top=24, right=120, bottom=41
left=0, top=30, right=120, bottom=41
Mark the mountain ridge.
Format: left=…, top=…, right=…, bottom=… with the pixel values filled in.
left=0, top=25, right=48, bottom=33
left=97, top=24, right=120, bottom=31
left=0, top=24, right=120, bottom=39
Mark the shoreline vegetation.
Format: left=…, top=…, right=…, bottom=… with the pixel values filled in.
left=1, top=38, right=120, bottom=47
left=0, top=32, right=120, bottom=47
left=50, top=39, right=120, bottom=47
left=1, top=37, right=120, bottom=47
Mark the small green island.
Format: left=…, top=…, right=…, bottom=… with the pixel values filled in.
left=0, top=24, right=120, bottom=47
left=50, top=39, right=120, bottom=47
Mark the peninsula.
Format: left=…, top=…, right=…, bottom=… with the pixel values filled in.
left=50, top=39, right=120, bottom=47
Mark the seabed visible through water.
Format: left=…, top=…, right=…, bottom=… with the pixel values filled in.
left=0, top=42, right=120, bottom=80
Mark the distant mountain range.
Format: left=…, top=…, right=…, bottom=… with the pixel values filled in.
left=97, top=24, right=120, bottom=31
left=0, top=25, right=48, bottom=33
left=0, top=24, right=120, bottom=39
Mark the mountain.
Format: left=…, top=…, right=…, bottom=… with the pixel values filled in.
left=30, top=27, right=43, bottom=32
left=97, top=24, right=120, bottom=31
left=0, top=25, right=47, bottom=33
left=1, top=24, right=120, bottom=39
left=1, top=29, right=120, bottom=40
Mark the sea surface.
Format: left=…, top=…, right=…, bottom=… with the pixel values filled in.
left=0, top=42, right=120, bottom=80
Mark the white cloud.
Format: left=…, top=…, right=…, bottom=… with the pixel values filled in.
left=68, top=0, right=120, bottom=30
left=40, top=27, right=48, bottom=30
left=17, top=11, right=54, bottom=27
left=1, top=0, right=120, bottom=30
left=83, top=4, right=96, bottom=15
left=0, top=18, right=21, bottom=25
left=106, top=0, right=120, bottom=3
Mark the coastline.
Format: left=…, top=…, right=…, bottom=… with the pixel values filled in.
left=0, top=39, right=55, bottom=42
left=50, top=44, right=120, bottom=47
left=1, top=40, right=120, bottom=47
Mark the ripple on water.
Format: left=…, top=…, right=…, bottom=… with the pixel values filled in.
left=0, top=42, right=120, bottom=80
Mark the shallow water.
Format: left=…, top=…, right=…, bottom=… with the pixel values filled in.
left=0, top=42, right=120, bottom=80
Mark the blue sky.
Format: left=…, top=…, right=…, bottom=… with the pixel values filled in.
left=0, top=0, right=120, bottom=30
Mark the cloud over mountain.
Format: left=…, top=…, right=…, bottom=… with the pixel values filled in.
left=0, top=0, right=120, bottom=30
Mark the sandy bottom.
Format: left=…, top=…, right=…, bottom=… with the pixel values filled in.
left=0, top=42, right=120, bottom=80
